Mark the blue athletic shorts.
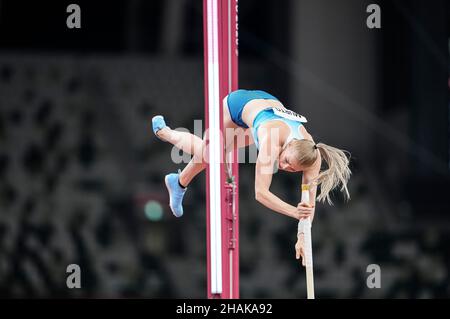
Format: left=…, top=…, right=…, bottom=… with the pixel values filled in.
left=226, top=89, right=279, bottom=128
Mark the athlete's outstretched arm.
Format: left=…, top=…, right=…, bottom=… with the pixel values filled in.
left=254, top=136, right=311, bottom=220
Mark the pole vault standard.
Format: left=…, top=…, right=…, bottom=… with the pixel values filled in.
left=203, top=0, right=239, bottom=299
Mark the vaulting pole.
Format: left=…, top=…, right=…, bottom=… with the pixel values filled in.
left=203, top=0, right=239, bottom=299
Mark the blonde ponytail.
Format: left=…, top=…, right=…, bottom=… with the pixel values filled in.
left=291, top=139, right=352, bottom=205
left=314, top=143, right=352, bottom=205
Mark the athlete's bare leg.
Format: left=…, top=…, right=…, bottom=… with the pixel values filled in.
left=154, top=98, right=253, bottom=217
left=173, top=98, right=253, bottom=186
left=156, top=127, right=203, bottom=158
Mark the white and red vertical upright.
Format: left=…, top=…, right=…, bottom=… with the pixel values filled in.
left=203, top=0, right=239, bottom=299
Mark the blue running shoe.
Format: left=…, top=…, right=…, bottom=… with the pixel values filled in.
left=164, top=171, right=187, bottom=217
left=152, top=115, right=170, bottom=140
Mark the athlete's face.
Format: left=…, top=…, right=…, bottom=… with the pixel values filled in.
left=278, top=146, right=302, bottom=172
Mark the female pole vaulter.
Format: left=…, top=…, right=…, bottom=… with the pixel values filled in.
left=151, top=89, right=352, bottom=264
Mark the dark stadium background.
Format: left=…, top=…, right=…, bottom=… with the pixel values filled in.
left=0, top=0, right=449, bottom=298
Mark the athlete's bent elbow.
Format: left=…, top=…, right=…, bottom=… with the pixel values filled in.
left=255, top=189, right=267, bottom=203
